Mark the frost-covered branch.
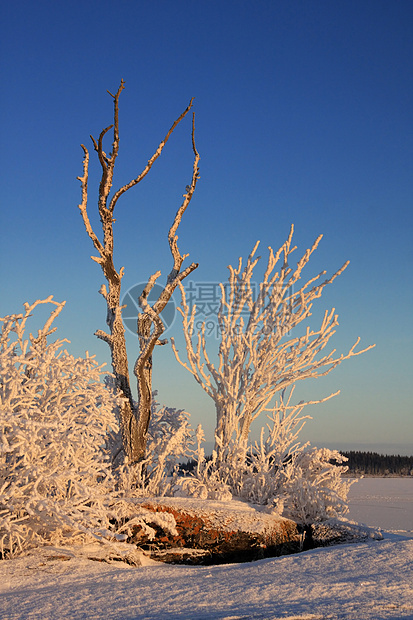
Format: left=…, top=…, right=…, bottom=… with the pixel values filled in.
left=172, top=225, right=375, bottom=461
left=0, top=301, right=185, bottom=557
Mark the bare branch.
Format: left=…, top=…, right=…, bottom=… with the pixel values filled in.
left=91, top=80, right=126, bottom=219
left=108, top=98, right=195, bottom=213
left=92, top=124, right=113, bottom=169
left=168, top=112, right=200, bottom=277
left=135, top=299, right=165, bottom=373
left=138, top=270, right=162, bottom=307
left=150, top=112, right=200, bottom=319
left=77, top=145, right=105, bottom=257
left=95, top=329, right=113, bottom=345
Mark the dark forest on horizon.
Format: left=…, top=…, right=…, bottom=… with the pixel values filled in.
left=340, top=451, right=413, bottom=476
left=182, top=451, right=413, bottom=477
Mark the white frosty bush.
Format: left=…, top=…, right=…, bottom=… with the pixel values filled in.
left=0, top=296, right=357, bottom=559
left=170, top=228, right=372, bottom=524
left=281, top=448, right=354, bottom=525
left=173, top=389, right=354, bottom=521
left=0, top=298, right=177, bottom=557
left=172, top=228, right=374, bottom=465
left=172, top=425, right=233, bottom=501
left=238, top=392, right=354, bottom=521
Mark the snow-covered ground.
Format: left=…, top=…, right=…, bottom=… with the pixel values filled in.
left=347, top=477, right=413, bottom=535
left=1, top=478, right=412, bottom=620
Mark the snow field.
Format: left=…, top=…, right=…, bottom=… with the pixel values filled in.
left=0, top=537, right=412, bottom=620
left=347, top=477, right=413, bottom=534
left=1, top=477, right=412, bottom=620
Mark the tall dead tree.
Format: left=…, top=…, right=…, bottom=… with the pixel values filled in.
left=77, top=81, right=199, bottom=463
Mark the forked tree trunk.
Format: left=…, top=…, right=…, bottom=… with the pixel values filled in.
left=77, top=81, right=200, bottom=463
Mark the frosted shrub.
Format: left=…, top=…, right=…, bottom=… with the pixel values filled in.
left=281, top=448, right=354, bottom=525
left=175, top=390, right=353, bottom=522
left=176, top=440, right=353, bottom=522
left=171, top=229, right=374, bottom=523
left=235, top=390, right=349, bottom=514
left=173, top=425, right=233, bottom=501
left=225, top=388, right=310, bottom=504
left=0, top=299, right=177, bottom=557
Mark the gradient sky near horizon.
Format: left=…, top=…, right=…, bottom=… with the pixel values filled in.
left=1, top=1, right=412, bottom=454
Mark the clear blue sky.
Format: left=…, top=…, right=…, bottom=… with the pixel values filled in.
left=1, top=1, right=412, bottom=454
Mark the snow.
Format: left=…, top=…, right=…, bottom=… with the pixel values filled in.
left=138, top=496, right=292, bottom=534
left=1, top=478, right=412, bottom=620
left=1, top=536, right=412, bottom=620
left=347, top=477, right=413, bottom=534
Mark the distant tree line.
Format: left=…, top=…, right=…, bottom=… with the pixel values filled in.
left=184, top=450, right=413, bottom=477
left=340, top=451, right=413, bottom=476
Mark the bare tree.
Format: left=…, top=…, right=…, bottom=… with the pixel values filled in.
left=171, top=225, right=374, bottom=463
left=77, top=81, right=199, bottom=463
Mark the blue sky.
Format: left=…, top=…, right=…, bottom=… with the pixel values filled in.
left=1, top=1, right=412, bottom=454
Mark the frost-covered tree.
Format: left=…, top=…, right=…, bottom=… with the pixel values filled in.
left=0, top=298, right=179, bottom=557
left=173, top=386, right=354, bottom=525
left=172, top=225, right=374, bottom=464
left=77, top=81, right=199, bottom=463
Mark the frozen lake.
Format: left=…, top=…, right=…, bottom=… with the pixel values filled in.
left=346, top=476, right=413, bottom=535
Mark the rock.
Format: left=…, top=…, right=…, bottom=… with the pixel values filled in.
left=311, top=519, right=383, bottom=546
left=130, top=497, right=301, bottom=564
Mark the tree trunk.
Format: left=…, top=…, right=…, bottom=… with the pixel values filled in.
left=105, top=289, right=142, bottom=462
left=78, top=83, right=200, bottom=466
left=134, top=313, right=155, bottom=462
